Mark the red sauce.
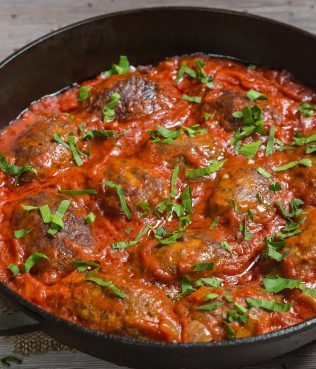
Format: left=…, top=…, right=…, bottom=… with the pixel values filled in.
left=0, top=55, right=315, bottom=342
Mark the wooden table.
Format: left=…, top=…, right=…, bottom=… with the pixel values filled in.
left=0, top=0, right=315, bottom=368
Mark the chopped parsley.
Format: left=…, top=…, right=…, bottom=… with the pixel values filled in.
left=298, top=103, right=316, bottom=118
left=209, top=216, right=219, bottom=230
left=176, top=59, right=214, bottom=89
left=86, top=276, right=126, bottom=298
left=265, top=125, right=275, bottom=156
left=246, top=89, right=267, bottom=101
left=185, top=159, right=226, bottom=179
left=102, top=181, right=132, bottom=219
left=7, top=263, right=20, bottom=277
left=170, top=165, right=179, bottom=198
left=195, top=277, right=221, bottom=288
left=276, top=198, right=305, bottom=219
left=73, top=260, right=100, bottom=273
left=148, top=125, right=181, bottom=144
left=264, top=237, right=287, bottom=262
left=79, top=86, right=92, bottom=102
left=111, top=224, right=151, bottom=249
left=272, top=158, right=312, bottom=171
left=57, top=186, right=97, bottom=195
left=82, top=129, right=115, bottom=140
left=182, top=94, right=202, bottom=103
left=13, top=229, right=31, bottom=239
left=103, top=55, right=130, bottom=78
left=268, top=182, right=282, bottom=192
left=103, top=92, right=121, bottom=122
left=85, top=212, right=96, bottom=224
left=193, top=261, right=214, bottom=272
left=196, top=302, right=224, bottom=311
left=23, top=253, right=50, bottom=273
left=220, top=241, right=232, bottom=254
left=183, top=124, right=208, bottom=138
left=0, top=152, right=38, bottom=185
left=137, top=201, right=151, bottom=217
left=256, top=167, right=271, bottom=178
left=239, top=140, right=262, bottom=159
left=246, top=298, right=291, bottom=312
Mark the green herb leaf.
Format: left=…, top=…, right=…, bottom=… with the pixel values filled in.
left=183, top=124, right=208, bottom=138
left=239, top=140, right=262, bottom=159
left=103, top=55, right=130, bottom=78
left=185, top=160, right=226, bottom=179
left=39, top=204, right=52, bottom=224
left=195, top=59, right=214, bottom=89
left=195, top=277, right=221, bottom=288
left=263, top=275, right=301, bottom=293
left=85, top=212, right=96, bottom=224
left=175, top=61, right=197, bottom=83
left=256, top=167, right=271, bottom=178
left=14, top=229, right=31, bottom=239
left=57, top=186, right=97, bottom=195
left=102, top=181, right=132, bottom=219
left=276, top=198, right=304, bottom=219
left=23, top=253, right=50, bottom=273
left=246, top=89, right=267, bottom=101
left=204, top=293, right=219, bottom=301
left=246, top=298, right=290, bottom=312
left=224, top=321, right=236, bottom=340
left=182, top=94, right=202, bottom=103
left=79, top=86, right=92, bottom=102
left=193, top=261, right=214, bottom=272
left=220, top=241, right=232, bottom=254
left=298, top=103, right=316, bottom=118
left=103, top=92, right=121, bottom=122
left=67, top=132, right=83, bottom=166
left=273, top=158, right=312, bottom=171
left=7, top=263, right=20, bottom=277
left=170, top=165, right=179, bottom=198
left=148, top=125, right=181, bottom=144
left=82, top=129, right=115, bottom=140
left=196, top=302, right=224, bottom=311
left=181, top=276, right=196, bottom=297
left=306, top=145, right=316, bottom=154
left=137, top=201, right=151, bottom=217
left=0, top=152, right=38, bottom=185
left=292, top=133, right=316, bottom=146
left=181, top=186, right=192, bottom=214
left=265, top=125, right=275, bottom=156
left=111, top=224, right=151, bottom=249
left=73, top=260, right=100, bottom=273
left=269, top=182, right=282, bottom=192
left=86, top=276, right=126, bottom=298
left=209, top=216, right=219, bottom=230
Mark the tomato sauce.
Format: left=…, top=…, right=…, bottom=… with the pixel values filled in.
left=0, top=55, right=315, bottom=342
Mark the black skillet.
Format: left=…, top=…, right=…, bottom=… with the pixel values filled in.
left=0, top=7, right=316, bottom=369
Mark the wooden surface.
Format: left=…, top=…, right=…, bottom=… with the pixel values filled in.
left=0, top=0, right=316, bottom=368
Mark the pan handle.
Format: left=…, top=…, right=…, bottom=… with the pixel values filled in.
left=0, top=311, right=40, bottom=336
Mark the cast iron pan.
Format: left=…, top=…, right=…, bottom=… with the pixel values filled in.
left=0, top=7, right=316, bottom=369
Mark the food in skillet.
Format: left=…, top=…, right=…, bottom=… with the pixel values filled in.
left=0, top=55, right=315, bottom=342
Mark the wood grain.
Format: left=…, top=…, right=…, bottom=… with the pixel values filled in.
left=0, top=0, right=316, bottom=368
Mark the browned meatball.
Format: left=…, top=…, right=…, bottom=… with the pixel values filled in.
left=11, top=191, right=93, bottom=284
left=71, top=274, right=181, bottom=341
left=88, top=74, right=171, bottom=121
left=139, top=130, right=223, bottom=169
left=206, top=165, right=284, bottom=224
left=283, top=209, right=316, bottom=283
left=95, top=157, right=169, bottom=218
left=10, top=115, right=75, bottom=181
left=201, top=90, right=252, bottom=131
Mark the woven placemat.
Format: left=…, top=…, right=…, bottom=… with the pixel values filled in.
left=0, top=295, right=72, bottom=355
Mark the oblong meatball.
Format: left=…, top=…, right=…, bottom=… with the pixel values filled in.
left=70, top=274, right=181, bottom=341
left=139, top=130, right=223, bottom=169
left=88, top=74, right=172, bottom=121
left=206, top=164, right=285, bottom=224
left=11, top=191, right=94, bottom=284
left=95, top=157, right=169, bottom=218
left=10, top=115, right=76, bottom=181
left=283, top=209, right=316, bottom=283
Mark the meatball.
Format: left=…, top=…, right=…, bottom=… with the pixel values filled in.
left=139, top=130, right=223, bottom=169
left=289, top=155, right=316, bottom=206
left=206, top=165, right=282, bottom=224
left=71, top=274, right=181, bottom=341
left=283, top=209, right=316, bottom=283
left=11, top=191, right=93, bottom=284
left=96, top=157, right=169, bottom=218
left=88, top=74, right=171, bottom=121
left=10, top=115, right=75, bottom=181
left=140, top=229, right=264, bottom=282
left=176, top=283, right=299, bottom=342
left=201, top=90, right=252, bottom=131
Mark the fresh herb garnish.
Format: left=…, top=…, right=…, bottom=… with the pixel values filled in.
left=265, top=125, right=275, bottom=156
left=7, top=263, right=20, bottom=277
left=57, top=185, right=97, bottom=195
left=103, top=92, right=121, bottom=122
left=204, top=293, right=219, bottom=301
left=148, top=125, right=181, bottom=144
left=306, top=145, right=316, bottom=154
left=196, top=302, right=224, bottom=311
left=246, top=298, right=291, bottom=312
left=0, top=152, right=37, bottom=184
left=183, top=124, right=208, bottom=138
left=298, top=103, right=316, bottom=118
left=273, top=158, right=312, bottom=171
left=23, top=253, right=50, bottom=273
left=54, top=133, right=85, bottom=167
left=209, top=216, right=219, bottom=230
left=137, top=201, right=151, bottom=217
left=13, top=229, right=31, bottom=239
left=240, top=214, right=253, bottom=241
left=256, top=167, right=271, bottom=178
left=224, top=321, right=236, bottom=340
left=185, top=160, right=226, bottom=179
left=246, top=89, right=267, bottom=101
left=102, top=181, right=132, bottom=219
left=82, top=129, right=115, bottom=140
left=85, top=212, right=96, bottom=224
left=170, top=165, right=179, bottom=198
left=262, top=275, right=316, bottom=298
left=182, top=94, right=202, bottom=103
left=73, top=260, right=100, bottom=273
left=176, top=59, right=214, bottom=89
left=79, top=86, right=92, bottom=102
left=220, top=241, right=232, bottom=254
left=276, top=198, right=304, bottom=219
left=86, top=276, right=126, bottom=298
left=264, top=237, right=287, bottom=262
left=268, top=182, right=282, bottom=192
left=47, top=200, right=71, bottom=236
left=195, top=277, right=221, bottom=287
left=193, top=261, right=214, bottom=272
left=111, top=224, right=151, bottom=249
left=103, top=55, right=130, bottom=78
left=239, top=140, right=262, bottom=159
left=180, top=276, right=196, bottom=297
